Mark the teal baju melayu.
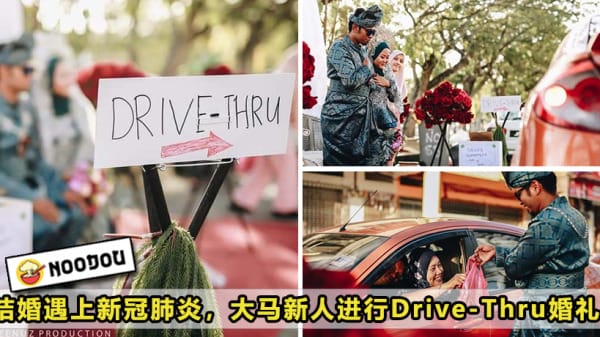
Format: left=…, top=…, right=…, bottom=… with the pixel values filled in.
left=320, top=5, right=384, bottom=166
left=496, top=197, right=589, bottom=289
left=0, top=95, right=85, bottom=251
left=496, top=195, right=590, bottom=337
left=321, top=35, right=374, bottom=166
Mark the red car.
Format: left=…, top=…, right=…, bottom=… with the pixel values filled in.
left=304, top=218, right=600, bottom=336
left=513, top=15, right=600, bottom=165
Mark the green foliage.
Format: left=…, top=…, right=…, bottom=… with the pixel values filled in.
left=115, top=223, right=223, bottom=337
left=23, top=0, right=297, bottom=75
left=319, top=0, right=588, bottom=102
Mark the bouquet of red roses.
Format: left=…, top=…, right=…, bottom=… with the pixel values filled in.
left=414, top=81, right=473, bottom=128
left=302, top=41, right=318, bottom=109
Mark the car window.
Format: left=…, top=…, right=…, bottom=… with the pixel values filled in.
left=303, top=233, right=388, bottom=271
left=474, top=231, right=519, bottom=290
left=366, top=235, right=468, bottom=289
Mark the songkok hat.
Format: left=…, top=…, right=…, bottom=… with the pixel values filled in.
left=502, top=172, right=553, bottom=188
left=349, top=5, right=383, bottom=28
left=0, top=33, right=33, bottom=65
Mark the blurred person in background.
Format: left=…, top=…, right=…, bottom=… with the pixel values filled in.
left=30, top=53, right=95, bottom=174
left=76, top=61, right=148, bottom=230
left=0, top=33, right=88, bottom=251
left=30, top=34, right=116, bottom=243
left=230, top=44, right=298, bottom=218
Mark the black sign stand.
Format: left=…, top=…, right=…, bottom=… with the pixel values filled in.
left=141, top=159, right=234, bottom=240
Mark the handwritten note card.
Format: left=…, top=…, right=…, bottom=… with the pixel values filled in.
left=94, top=73, right=295, bottom=168
left=459, top=141, right=503, bottom=166
left=0, top=197, right=32, bottom=290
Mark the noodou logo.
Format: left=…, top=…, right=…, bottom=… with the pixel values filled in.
left=48, top=250, right=127, bottom=277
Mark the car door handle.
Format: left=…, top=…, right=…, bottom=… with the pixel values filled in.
left=453, top=317, right=485, bottom=331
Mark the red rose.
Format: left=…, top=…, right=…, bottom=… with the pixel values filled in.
left=302, top=41, right=318, bottom=109
left=303, top=42, right=316, bottom=83
left=440, top=96, right=453, bottom=108
left=400, top=97, right=410, bottom=123
left=414, top=81, right=473, bottom=127
left=436, top=81, right=453, bottom=95
left=303, top=85, right=318, bottom=109
left=463, top=95, right=472, bottom=109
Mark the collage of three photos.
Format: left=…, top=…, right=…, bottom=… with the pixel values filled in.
left=0, top=0, right=599, bottom=337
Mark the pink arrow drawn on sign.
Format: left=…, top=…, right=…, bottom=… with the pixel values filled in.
left=160, top=131, right=232, bottom=158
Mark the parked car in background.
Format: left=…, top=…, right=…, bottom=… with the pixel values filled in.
left=513, top=15, right=600, bottom=165
left=304, top=218, right=600, bottom=337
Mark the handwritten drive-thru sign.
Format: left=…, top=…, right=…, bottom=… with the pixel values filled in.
left=480, top=96, right=521, bottom=113
left=94, top=73, right=295, bottom=168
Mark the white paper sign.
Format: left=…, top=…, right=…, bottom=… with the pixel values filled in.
left=418, top=124, right=449, bottom=166
left=459, top=141, right=503, bottom=166
left=0, top=197, right=32, bottom=291
left=94, top=73, right=295, bottom=168
left=480, top=96, right=521, bottom=113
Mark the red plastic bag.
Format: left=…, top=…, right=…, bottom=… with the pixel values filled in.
left=459, top=255, right=488, bottom=306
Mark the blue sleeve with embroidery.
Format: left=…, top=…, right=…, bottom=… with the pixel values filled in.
left=327, top=42, right=372, bottom=89
left=495, top=218, right=560, bottom=280
left=0, top=171, right=39, bottom=200
left=0, top=122, right=39, bottom=200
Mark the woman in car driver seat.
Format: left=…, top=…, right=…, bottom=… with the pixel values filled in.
left=410, top=248, right=465, bottom=290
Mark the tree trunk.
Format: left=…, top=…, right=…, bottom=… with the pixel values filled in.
left=238, top=20, right=263, bottom=73
left=126, top=0, right=142, bottom=64
left=405, top=53, right=437, bottom=138
left=161, top=32, right=192, bottom=76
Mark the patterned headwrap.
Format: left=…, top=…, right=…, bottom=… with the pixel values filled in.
left=0, top=33, right=33, bottom=65
left=372, top=41, right=390, bottom=61
left=349, top=5, right=383, bottom=28
left=410, top=248, right=436, bottom=289
left=371, top=41, right=390, bottom=76
left=502, top=172, right=553, bottom=188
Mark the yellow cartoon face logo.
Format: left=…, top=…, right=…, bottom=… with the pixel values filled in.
left=17, top=259, right=45, bottom=286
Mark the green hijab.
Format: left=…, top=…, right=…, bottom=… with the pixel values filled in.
left=47, top=56, right=70, bottom=117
